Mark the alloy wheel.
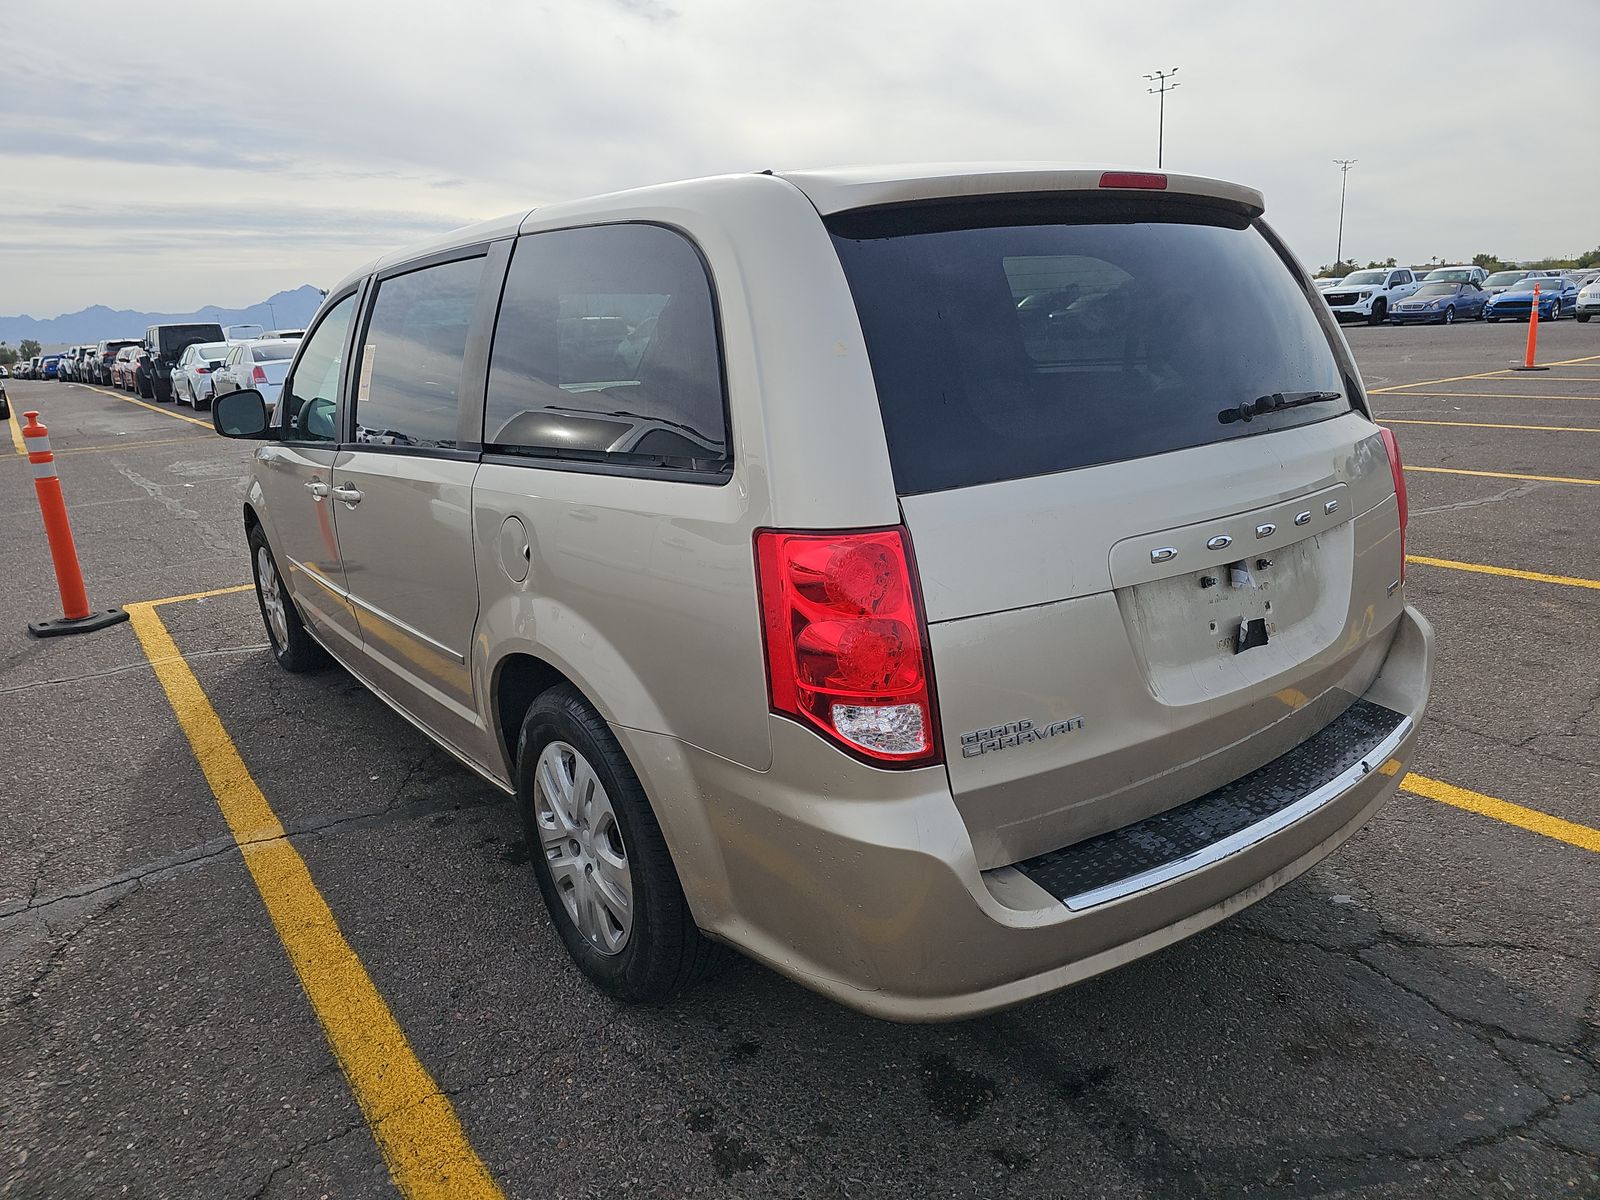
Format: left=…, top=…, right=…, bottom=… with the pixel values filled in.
left=533, top=741, right=634, bottom=955
left=256, top=545, right=289, bottom=650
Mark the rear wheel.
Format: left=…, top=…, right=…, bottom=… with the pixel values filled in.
left=516, top=684, right=727, bottom=1002
left=1367, top=300, right=1387, bottom=326
left=248, top=524, right=328, bottom=673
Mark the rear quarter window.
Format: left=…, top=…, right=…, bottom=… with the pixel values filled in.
left=483, top=223, right=730, bottom=477
left=829, top=197, right=1357, bottom=495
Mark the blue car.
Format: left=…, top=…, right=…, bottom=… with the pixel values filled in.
left=1390, top=281, right=1488, bottom=325
left=1485, top=277, right=1577, bottom=322
left=39, top=353, right=64, bottom=379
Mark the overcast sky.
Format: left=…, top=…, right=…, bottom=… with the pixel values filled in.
left=2, top=0, right=1595, bottom=317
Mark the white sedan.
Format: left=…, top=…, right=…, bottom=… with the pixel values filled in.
left=212, top=339, right=298, bottom=411
left=171, top=341, right=231, bottom=408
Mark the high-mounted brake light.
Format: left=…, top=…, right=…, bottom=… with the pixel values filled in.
left=1099, top=171, right=1168, bottom=191
left=1379, top=427, right=1408, bottom=582
left=755, top=527, right=941, bottom=767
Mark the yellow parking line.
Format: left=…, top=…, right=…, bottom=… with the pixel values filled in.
left=126, top=602, right=503, bottom=1200
left=1391, top=391, right=1600, bottom=401
left=1542, top=354, right=1600, bottom=366
left=1381, top=419, right=1600, bottom=433
left=143, top=582, right=254, bottom=607
left=57, top=435, right=212, bottom=455
left=80, top=383, right=213, bottom=429
left=1370, top=368, right=1512, bottom=394
left=1403, top=773, right=1600, bottom=853
left=1407, top=555, right=1600, bottom=591
left=7, top=403, right=24, bottom=455
left=1405, top=465, right=1600, bottom=486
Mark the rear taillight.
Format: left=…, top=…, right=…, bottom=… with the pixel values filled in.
left=252, top=365, right=268, bottom=384
left=1379, top=427, right=1408, bottom=581
left=1099, top=171, right=1167, bottom=190
left=195, top=366, right=210, bottom=374
left=755, top=527, right=941, bottom=767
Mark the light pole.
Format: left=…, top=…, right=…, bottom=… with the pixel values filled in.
left=1333, top=159, right=1357, bottom=268
left=267, top=302, right=278, bottom=330
left=1144, top=68, right=1180, bottom=168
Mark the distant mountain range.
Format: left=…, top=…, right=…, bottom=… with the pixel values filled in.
left=0, top=285, right=326, bottom=348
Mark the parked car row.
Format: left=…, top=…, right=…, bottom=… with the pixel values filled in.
left=1316, top=265, right=1600, bottom=326
left=19, top=323, right=303, bottom=408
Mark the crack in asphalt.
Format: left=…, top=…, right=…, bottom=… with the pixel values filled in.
left=0, top=643, right=271, bottom=696
left=0, top=787, right=503, bottom=927
left=1409, top=480, right=1547, bottom=516
left=245, top=1119, right=370, bottom=1199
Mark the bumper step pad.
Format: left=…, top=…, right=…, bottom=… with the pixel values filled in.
left=1016, top=698, right=1408, bottom=907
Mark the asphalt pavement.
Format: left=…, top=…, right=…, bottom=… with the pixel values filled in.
left=1, top=319, right=1597, bottom=1199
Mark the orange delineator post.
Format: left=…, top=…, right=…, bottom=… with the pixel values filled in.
left=21, top=410, right=129, bottom=637
left=1513, top=283, right=1549, bottom=372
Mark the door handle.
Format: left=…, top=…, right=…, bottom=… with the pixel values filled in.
left=304, top=480, right=330, bottom=500
left=332, top=483, right=363, bottom=506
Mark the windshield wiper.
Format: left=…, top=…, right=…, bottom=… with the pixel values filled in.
left=1218, top=390, right=1342, bottom=425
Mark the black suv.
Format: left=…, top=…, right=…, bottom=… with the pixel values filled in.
left=139, top=323, right=226, bottom=401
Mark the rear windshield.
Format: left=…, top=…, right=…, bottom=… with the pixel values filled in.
left=829, top=197, right=1354, bottom=494
left=252, top=342, right=296, bottom=361
left=156, top=324, right=225, bottom=351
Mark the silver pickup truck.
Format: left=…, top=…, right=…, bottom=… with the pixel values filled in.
left=1321, top=267, right=1422, bottom=325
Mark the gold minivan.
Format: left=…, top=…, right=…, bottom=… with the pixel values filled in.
left=213, top=164, right=1433, bottom=1021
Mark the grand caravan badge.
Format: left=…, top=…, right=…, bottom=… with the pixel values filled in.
left=960, top=716, right=1085, bottom=758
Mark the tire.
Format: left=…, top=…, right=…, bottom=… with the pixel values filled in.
left=1367, top=300, right=1387, bottom=326
left=1578, top=314, right=1591, bottom=323
left=1486, top=315, right=1499, bottom=323
left=515, top=684, right=727, bottom=1002
left=1546, top=303, right=1560, bottom=322
left=247, top=524, right=328, bottom=673
left=1443, top=306, right=1455, bottom=325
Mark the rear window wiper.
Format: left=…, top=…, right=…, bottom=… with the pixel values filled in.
left=1218, top=390, right=1342, bottom=424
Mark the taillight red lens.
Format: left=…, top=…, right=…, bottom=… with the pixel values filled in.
left=1379, top=427, right=1408, bottom=581
left=755, top=527, right=941, bottom=767
left=252, top=365, right=268, bottom=384
left=1099, top=171, right=1168, bottom=190
left=195, top=366, right=209, bottom=374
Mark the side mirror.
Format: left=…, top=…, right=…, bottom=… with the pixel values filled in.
left=213, top=389, right=272, bottom=439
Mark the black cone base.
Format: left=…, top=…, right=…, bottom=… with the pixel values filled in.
left=28, top=608, right=131, bottom=638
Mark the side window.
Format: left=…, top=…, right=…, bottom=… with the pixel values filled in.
left=484, top=224, right=730, bottom=473
left=279, top=294, right=356, bottom=444
left=352, top=255, right=485, bottom=449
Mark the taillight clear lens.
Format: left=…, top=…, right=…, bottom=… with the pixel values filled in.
left=1379, top=427, right=1408, bottom=581
left=755, top=527, right=941, bottom=767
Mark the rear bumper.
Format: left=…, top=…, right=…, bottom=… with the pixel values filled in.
left=622, top=605, right=1433, bottom=1021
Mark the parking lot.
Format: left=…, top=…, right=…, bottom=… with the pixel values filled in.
left=2, top=320, right=1597, bottom=1199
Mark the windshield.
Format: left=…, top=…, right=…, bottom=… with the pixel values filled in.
left=196, top=342, right=229, bottom=358
left=1341, top=270, right=1388, bottom=285
left=1484, top=272, right=1527, bottom=287
left=829, top=198, right=1352, bottom=494
left=1426, top=268, right=1473, bottom=281
left=1413, top=283, right=1457, bottom=298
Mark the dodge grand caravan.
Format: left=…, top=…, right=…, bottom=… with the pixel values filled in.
left=213, top=164, right=1433, bottom=1021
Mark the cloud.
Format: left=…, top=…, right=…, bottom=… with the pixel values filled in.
left=1, top=0, right=1596, bottom=314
